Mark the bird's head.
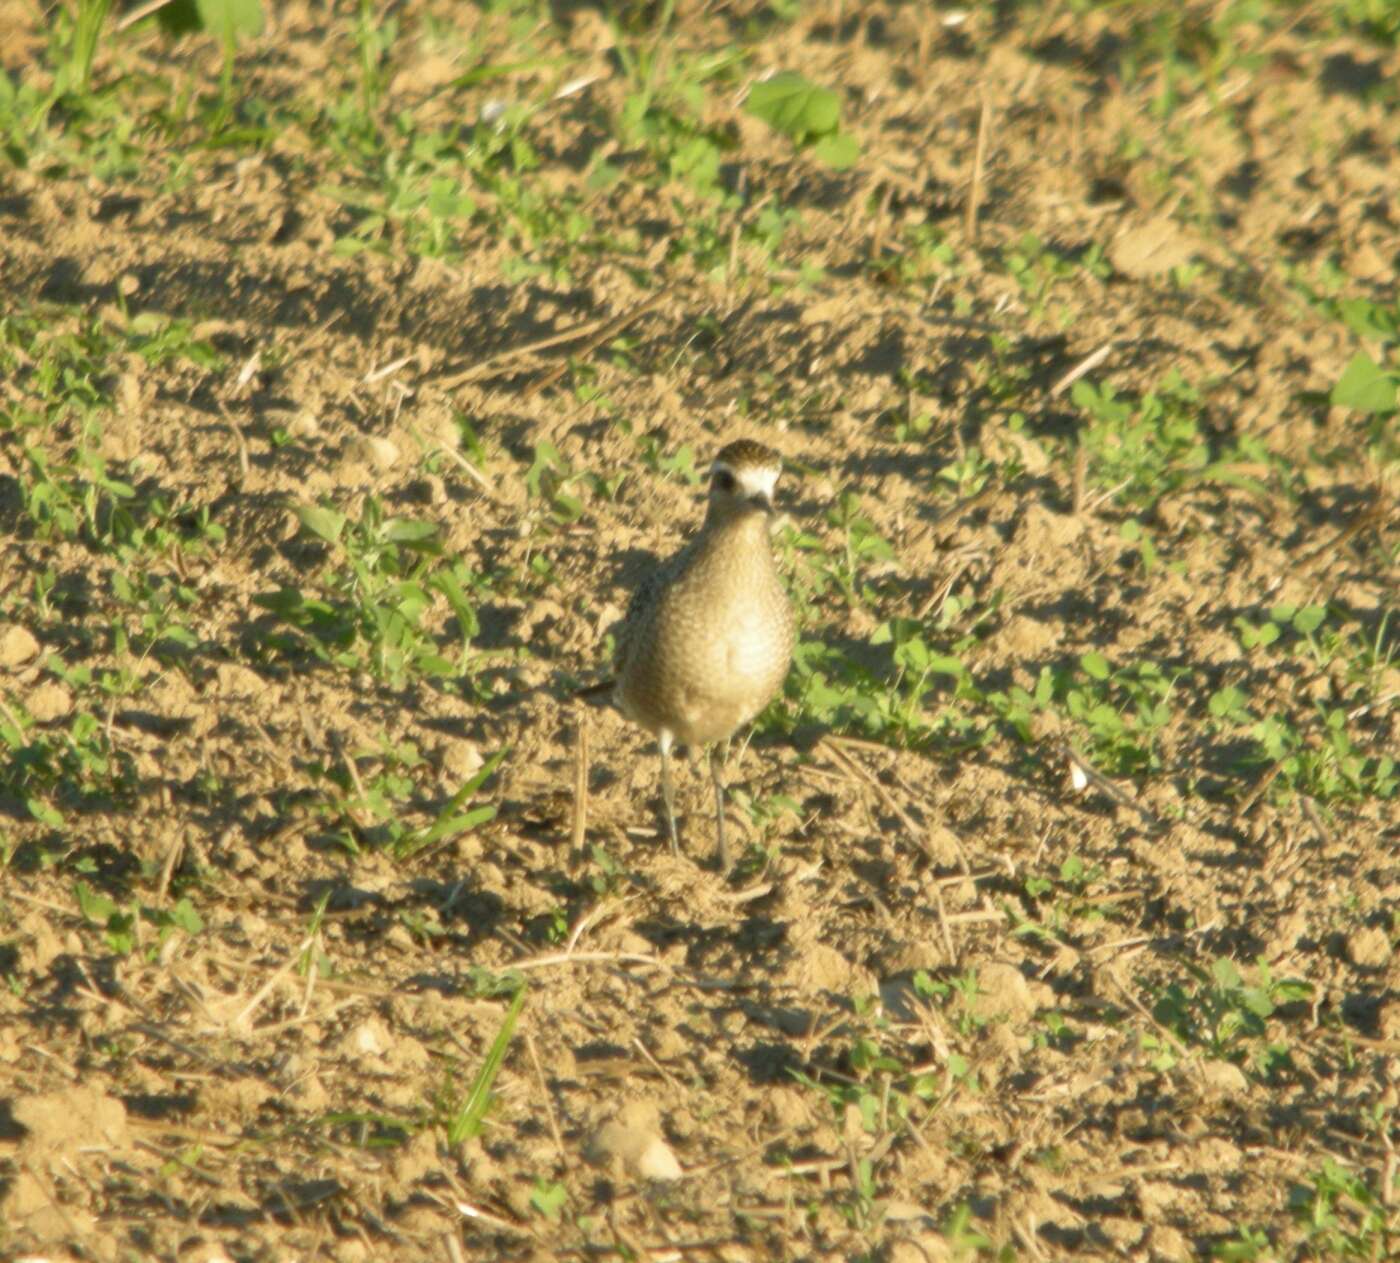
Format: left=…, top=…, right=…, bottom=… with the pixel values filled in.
left=706, top=439, right=782, bottom=525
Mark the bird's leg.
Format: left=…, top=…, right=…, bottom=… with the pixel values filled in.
left=658, top=731, right=679, bottom=856
left=709, top=737, right=731, bottom=874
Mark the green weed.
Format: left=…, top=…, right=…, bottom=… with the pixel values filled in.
left=445, top=984, right=526, bottom=1144
left=1147, top=956, right=1311, bottom=1076
left=74, top=879, right=204, bottom=959
left=1290, top=1158, right=1396, bottom=1258
left=254, top=498, right=480, bottom=685
left=745, top=70, right=860, bottom=169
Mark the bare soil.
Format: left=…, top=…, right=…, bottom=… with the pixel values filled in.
left=1, top=3, right=1398, bottom=1261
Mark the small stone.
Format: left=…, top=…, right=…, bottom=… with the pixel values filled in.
left=587, top=1100, right=682, bottom=1182
left=1348, top=925, right=1392, bottom=969
left=633, top=1134, right=682, bottom=1181
left=216, top=662, right=266, bottom=699
left=0, top=624, right=40, bottom=668
left=889, top=1238, right=951, bottom=1263
left=27, top=913, right=66, bottom=973
left=1193, top=1136, right=1242, bottom=1172
left=1101, top=1216, right=1145, bottom=1248
left=13, top=1084, right=130, bottom=1157
left=384, top=923, right=416, bottom=953
left=883, top=1199, right=936, bottom=1225
left=288, top=411, right=321, bottom=438
left=294, top=1073, right=329, bottom=1112
left=439, top=738, right=484, bottom=781
left=794, top=942, right=859, bottom=992
left=971, top=961, right=1034, bottom=1023
left=924, top=824, right=966, bottom=868
left=344, top=1017, right=391, bottom=1059
left=1146, top=1224, right=1191, bottom=1260
left=1109, top=217, right=1197, bottom=279
left=649, top=1024, right=687, bottom=1061
left=392, top=1128, right=440, bottom=1187
left=351, top=433, right=399, bottom=470
left=1199, top=1059, right=1249, bottom=1098
left=1001, top=614, right=1059, bottom=660
left=25, top=681, right=71, bottom=722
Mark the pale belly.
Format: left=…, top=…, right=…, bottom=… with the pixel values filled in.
left=619, top=610, right=789, bottom=746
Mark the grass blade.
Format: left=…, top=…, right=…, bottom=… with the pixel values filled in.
left=447, top=985, right=526, bottom=1145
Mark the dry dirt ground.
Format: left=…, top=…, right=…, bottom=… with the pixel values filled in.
left=2, top=1, right=1399, bottom=1260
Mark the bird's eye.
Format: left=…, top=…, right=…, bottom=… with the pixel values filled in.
left=714, top=469, right=736, bottom=493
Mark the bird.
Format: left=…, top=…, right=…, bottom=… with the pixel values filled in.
left=612, top=439, right=796, bottom=873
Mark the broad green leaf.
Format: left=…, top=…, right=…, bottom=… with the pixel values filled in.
left=432, top=570, right=481, bottom=638
left=170, top=898, right=204, bottom=934
left=1080, top=652, right=1111, bottom=680
left=1337, top=297, right=1400, bottom=342
left=295, top=504, right=346, bottom=544
left=158, top=0, right=263, bottom=37
left=1208, top=686, right=1248, bottom=719
left=1331, top=351, right=1397, bottom=414
left=27, top=797, right=64, bottom=827
left=746, top=72, right=841, bottom=142
left=1212, top=958, right=1242, bottom=989
left=202, top=0, right=263, bottom=35
left=1291, top=605, right=1326, bottom=635
left=383, top=517, right=440, bottom=545
left=531, top=1179, right=567, bottom=1221
left=127, top=312, right=168, bottom=335
left=811, top=131, right=860, bottom=169
left=75, top=879, right=116, bottom=924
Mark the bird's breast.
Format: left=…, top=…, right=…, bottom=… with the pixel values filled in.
left=617, top=540, right=794, bottom=746
left=722, top=606, right=787, bottom=681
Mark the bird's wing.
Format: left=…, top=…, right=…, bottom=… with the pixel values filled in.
left=612, top=534, right=700, bottom=673
left=612, top=564, right=663, bottom=675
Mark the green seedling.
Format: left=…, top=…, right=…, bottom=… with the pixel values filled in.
left=394, top=748, right=507, bottom=861
left=530, top=1178, right=568, bottom=1221
left=446, top=984, right=526, bottom=1144
left=67, top=0, right=112, bottom=95
left=1250, top=707, right=1396, bottom=805
left=745, top=70, right=859, bottom=168
left=1, top=684, right=139, bottom=826
left=1291, top=1158, right=1395, bottom=1258
left=1002, top=231, right=1109, bottom=326
left=1212, top=1225, right=1275, bottom=1261
left=74, top=879, right=203, bottom=958
left=298, top=891, right=333, bottom=978
left=1148, top=956, right=1310, bottom=1076
left=254, top=498, right=479, bottom=684
left=1021, top=854, right=1113, bottom=936
left=941, top=1202, right=1010, bottom=1261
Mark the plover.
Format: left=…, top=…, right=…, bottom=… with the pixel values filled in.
left=613, top=440, right=795, bottom=871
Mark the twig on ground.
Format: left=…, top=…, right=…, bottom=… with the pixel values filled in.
left=436, top=285, right=672, bottom=392
left=571, top=709, right=589, bottom=854
left=1052, top=342, right=1113, bottom=398
left=230, top=933, right=316, bottom=1032
left=965, top=97, right=993, bottom=244
left=524, top=1032, right=567, bottom=1166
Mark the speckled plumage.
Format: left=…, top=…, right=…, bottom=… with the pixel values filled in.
left=613, top=440, right=795, bottom=869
